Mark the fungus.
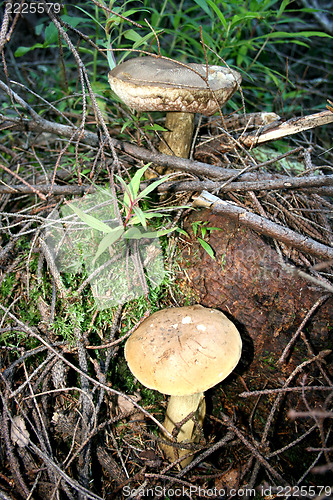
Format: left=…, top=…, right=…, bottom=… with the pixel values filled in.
left=124, top=304, right=242, bottom=467
left=108, top=56, right=241, bottom=162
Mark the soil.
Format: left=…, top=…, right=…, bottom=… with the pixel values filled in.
left=175, top=208, right=333, bottom=482
left=179, top=208, right=332, bottom=365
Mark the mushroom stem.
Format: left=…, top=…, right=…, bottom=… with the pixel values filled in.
left=160, top=392, right=206, bottom=467
left=159, top=111, right=195, bottom=159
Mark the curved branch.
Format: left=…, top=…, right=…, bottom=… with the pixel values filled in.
left=193, top=191, right=333, bottom=260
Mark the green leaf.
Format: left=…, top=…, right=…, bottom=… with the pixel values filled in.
left=277, top=0, right=291, bottom=18
left=123, top=226, right=175, bottom=240
left=198, top=238, right=216, bottom=260
left=127, top=164, right=151, bottom=200
left=192, top=0, right=214, bottom=18
left=137, top=173, right=172, bottom=202
left=132, top=206, right=147, bottom=228
left=128, top=212, right=165, bottom=225
left=257, top=30, right=332, bottom=40
left=115, top=175, right=134, bottom=212
left=144, top=124, right=168, bottom=132
left=124, top=29, right=143, bottom=43
left=15, top=43, right=44, bottom=57
left=67, top=203, right=114, bottom=233
left=106, top=39, right=116, bottom=70
left=150, top=227, right=177, bottom=238
left=44, top=23, right=59, bottom=45
left=123, top=227, right=143, bottom=239
left=120, top=118, right=133, bottom=133
left=93, top=226, right=125, bottom=262
left=205, top=0, right=228, bottom=29
left=192, top=221, right=201, bottom=237
left=176, top=228, right=189, bottom=237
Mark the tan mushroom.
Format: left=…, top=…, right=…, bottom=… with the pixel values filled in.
left=108, top=56, right=241, bottom=162
left=124, top=304, right=242, bottom=467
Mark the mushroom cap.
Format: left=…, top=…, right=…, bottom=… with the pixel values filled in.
left=108, top=56, right=241, bottom=116
left=125, top=304, right=242, bottom=396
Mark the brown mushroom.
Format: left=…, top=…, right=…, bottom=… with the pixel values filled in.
left=108, top=56, right=241, bottom=164
left=124, top=304, right=242, bottom=467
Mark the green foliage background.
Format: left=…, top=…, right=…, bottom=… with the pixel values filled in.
left=13, top=0, right=333, bottom=118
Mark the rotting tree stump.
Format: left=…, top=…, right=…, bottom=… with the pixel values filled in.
left=180, top=209, right=332, bottom=367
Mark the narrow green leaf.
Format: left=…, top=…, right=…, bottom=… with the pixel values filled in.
left=132, top=206, right=147, bottom=228
left=192, top=0, right=214, bottom=18
left=129, top=212, right=165, bottom=225
left=205, top=0, right=228, bottom=29
left=115, top=175, right=134, bottom=212
left=127, top=164, right=151, bottom=199
left=257, top=30, right=332, bottom=40
left=124, top=29, right=143, bottom=43
left=123, top=227, right=175, bottom=240
left=150, top=227, right=176, bottom=238
left=277, top=0, right=291, bottom=17
left=198, top=238, right=216, bottom=260
left=123, top=227, right=143, bottom=239
left=15, top=43, right=45, bottom=57
left=93, top=226, right=125, bottom=262
left=67, top=203, right=113, bottom=233
left=144, top=124, right=168, bottom=132
left=137, top=174, right=172, bottom=201
left=192, top=222, right=200, bottom=237
left=176, top=228, right=189, bottom=237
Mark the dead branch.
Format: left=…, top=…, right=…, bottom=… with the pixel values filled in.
left=193, top=191, right=333, bottom=260
left=3, top=173, right=331, bottom=198
left=239, top=386, right=333, bottom=398
left=0, top=184, right=94, bottom=195
left=156, top=174, right=333, bottom=193
left=240, top=110, right=333, bottom=148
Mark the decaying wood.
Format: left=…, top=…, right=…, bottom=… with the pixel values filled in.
left=240, top=110, right=333, bottom=147
left=96, top=447, right=127, bottom=485
left=0, top=184, right=94, bottom=195
left=196, top=109, right=333, bottom=154
left=2, top=174, right=332, bottom=197
left=193, top=190, right=333, bottom=260
left=157, top=174, right=333, bottom=194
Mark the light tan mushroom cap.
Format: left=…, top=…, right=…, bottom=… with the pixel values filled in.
left=108, top=56, right=241, bottom=116
left=125, top=304, right=242, bottom=396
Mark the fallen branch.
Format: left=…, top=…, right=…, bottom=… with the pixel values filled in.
left=0, top=184, right=94, bottom=195
left=0, top=109, right=240, bottom=180
left=2, top=174, right=333, bottom=197
left=240, top=110, right=333, bottom=147
left=193, top=190, right=333, bottom=260
left=157, top=174, right=333, bottom=193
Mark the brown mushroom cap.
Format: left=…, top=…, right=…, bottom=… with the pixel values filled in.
left=125, top=304, right=242, bottom=396
left=108, top=56, right=241, bottom=116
